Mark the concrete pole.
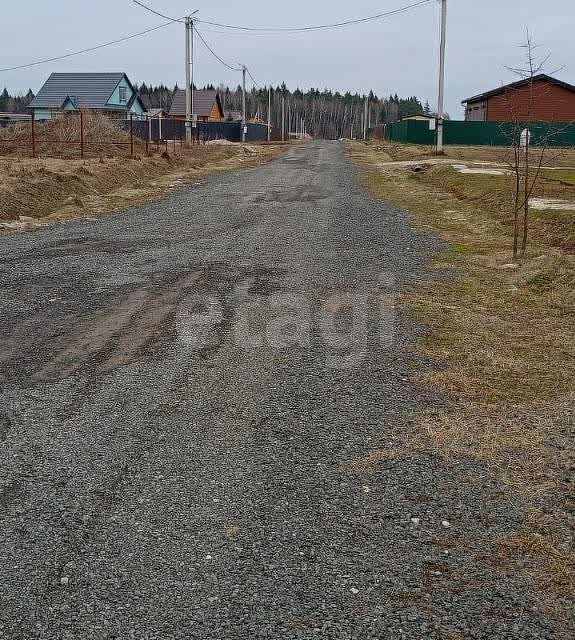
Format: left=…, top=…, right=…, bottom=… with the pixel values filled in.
left=436, top=0, right=447, bottom=153
left=191, top=19, right=195, bottom=124
left=242, top=66, right=247, bottom=143
left=281, top=96, right=285, bottom=142
left=185, top=17, right=192, bottom=142
left=267, top=86, right=271, bottom=142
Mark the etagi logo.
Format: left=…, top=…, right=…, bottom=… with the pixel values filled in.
left=176, top=273, right=397, bottom=370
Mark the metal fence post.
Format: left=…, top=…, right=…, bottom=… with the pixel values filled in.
left=31, top=109, right=36, bottom=158
left=145, top=116, right=149, bottom=156
left=80, top=111, right=84, bottom=159
left=130, top=113, right=134, bottom=157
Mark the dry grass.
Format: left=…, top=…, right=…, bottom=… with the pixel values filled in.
left=348, top=144, right=575, bottom=402
left=0, top=142, right=285, bottom=227
left=347, top=141, right=575, bottom=606
left=496, top=533, right=575, bottom=593
left=0, top=112, right=144, bottom=158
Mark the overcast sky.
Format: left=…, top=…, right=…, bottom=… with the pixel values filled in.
left=1, top=0, right=573, bottom=118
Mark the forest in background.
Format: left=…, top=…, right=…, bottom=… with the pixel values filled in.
left=0, top=88, right=35, bottom=114
left=1, top=83, right=434, bottom=138
left=137, top=82, right=432, bottom=138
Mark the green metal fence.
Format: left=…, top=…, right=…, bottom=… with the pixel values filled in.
left=381, top=119, right=575, bottom=147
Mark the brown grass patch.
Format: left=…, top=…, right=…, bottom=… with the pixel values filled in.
left=496, top=533, right=575, bottom=594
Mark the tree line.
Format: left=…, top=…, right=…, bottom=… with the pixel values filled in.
left=0, top=88, right=35, bottom=113
left=1, top=83, right=430, bottom=138
left=137, top=83, right=427, bottom=139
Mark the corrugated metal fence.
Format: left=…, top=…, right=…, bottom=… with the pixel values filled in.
left=380, top=120, right=575, bottom=147
left=126, top=119, right=269, bottom=144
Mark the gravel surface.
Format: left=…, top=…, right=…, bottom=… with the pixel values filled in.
left=0, top=141, right=562, bottom=639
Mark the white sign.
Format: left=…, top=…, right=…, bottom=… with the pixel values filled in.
left=429, top=118, right=436, bottom=131
left=243, top=126, right=248, bottom=134
left=520, top=128, right=531, bottom=148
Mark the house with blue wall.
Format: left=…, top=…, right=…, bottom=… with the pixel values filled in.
left=28, top=73, right=145, bottom=120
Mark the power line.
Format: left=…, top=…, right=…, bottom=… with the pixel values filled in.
left=193, top=26, right=242, bottom=71
left=0, top=0, right=434, bottom=75
left=0, top=20, right=178, bottom=73
left=245, top=68, right=261, bottom=89
left=195, top=0, right=433, bottom=33
left=131, top=0, right=185, bottom=23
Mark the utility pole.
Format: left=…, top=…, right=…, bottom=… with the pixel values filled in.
left=191, top=17, right=195, bottom=125
left=436, top=0, right=447, bottom=153
left=185, top=16, right=192, bottom=142
left=267, top=86, right=271, bottom=142
left=363, top=95, right=369, bottom=140
left=241, top=65, right=247, bottom=142
left=281, top=96, right=285, bottom=142
left=184, top=11, right=199, bottom=143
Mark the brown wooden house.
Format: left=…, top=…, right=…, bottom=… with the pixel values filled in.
left=462, top=74, right=575, bottom=122
left=169, top=89, right=224, bottom=121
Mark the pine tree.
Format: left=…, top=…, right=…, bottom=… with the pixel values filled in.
left=0, top=88, right=9, bottom=111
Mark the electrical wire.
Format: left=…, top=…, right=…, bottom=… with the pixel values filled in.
left=246, top=68, right=261, bottom=89
left=0, top=0, right=433, bottom=75
left=0, top=20, right=178, bottom=73
left=193, top=26, right=242, bottom=71
left=131, top=0, right=185, bottom=23
left=195, top=0, right=433, bottom=33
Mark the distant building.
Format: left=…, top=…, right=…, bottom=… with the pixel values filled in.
left=28, top=73, right=145, bottom=120
left=145, top=108, right=168, bottom=119
left=224, top=110, right=243, bottom=122
left=462, top=74, right=575, bottom=122
left=169, top=89, right=224, bottom=122
left=400, top=113, right=435, bottom=122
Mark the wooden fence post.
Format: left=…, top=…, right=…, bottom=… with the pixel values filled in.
left=130, top=113, right=134, bottom=157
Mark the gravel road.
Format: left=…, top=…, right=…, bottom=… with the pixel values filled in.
left=0, top=142, right=563, bottom=639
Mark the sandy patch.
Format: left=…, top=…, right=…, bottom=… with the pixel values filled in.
left=531, top=197, right=575, bottom=211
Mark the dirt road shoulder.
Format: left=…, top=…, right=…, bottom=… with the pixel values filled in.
left=348, top=141, right=575, bottom=630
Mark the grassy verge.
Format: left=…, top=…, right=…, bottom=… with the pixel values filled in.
left=0, top=143, right=287, bottom=231
left=348, top=142, right=575, bottom=606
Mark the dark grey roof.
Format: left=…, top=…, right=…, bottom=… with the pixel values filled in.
left=29, top=73, right=130, bottom=110
left=169, top=89, right=222, bottom=117
left=462, top=74, right=575, bottom=104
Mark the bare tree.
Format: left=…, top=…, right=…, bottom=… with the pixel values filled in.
left=501, top=30, right=564, bottom=260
